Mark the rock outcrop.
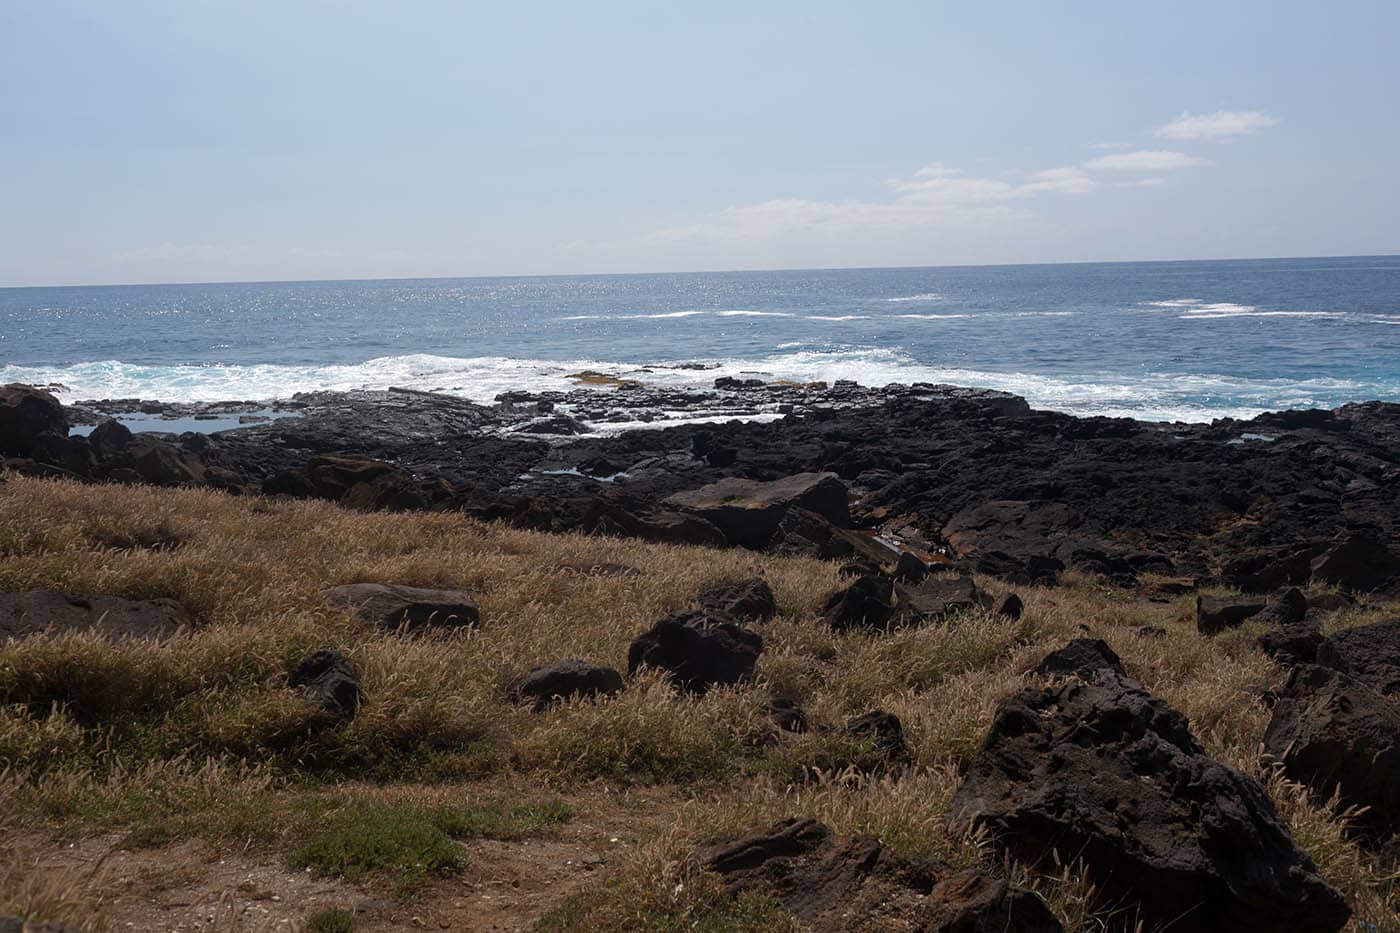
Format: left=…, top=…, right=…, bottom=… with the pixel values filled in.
left=949, top=641, right=1350, bottom=933
left=1264, top=664, right=1400, bottom=837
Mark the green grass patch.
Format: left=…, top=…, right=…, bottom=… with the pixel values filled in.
left=288, top=798, right=573, bottom=894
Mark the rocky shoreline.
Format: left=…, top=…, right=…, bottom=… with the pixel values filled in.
left=4, top=377, right=1399, bottom=596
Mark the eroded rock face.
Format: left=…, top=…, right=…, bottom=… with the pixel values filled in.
left=894, top=574, right=993, bottom=625
left=0, top=590, right=190, bottom=642
left=949, top=643, right=1350, bottom=933
left=511, top=659, right=623, bottom=710
left=322, top=583, right=480, bottom=633
left=1264, top=664, right=1400, bottom=837
left=696, top=818, right=1062, bottom=933
left=1310, top=531, right=1400, bottom=593
left=626, top=610, right=762, bottom=694
left=288, top=650, right=361, bottom=719
left=698, top=578, right=776, bottom=624
left=1315, top=619, right=1400, bottom=695
left=664, top=472, right=849, bottom=548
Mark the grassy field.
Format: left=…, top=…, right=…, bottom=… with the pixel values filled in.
left=0, top=472, right=1396, bottom=930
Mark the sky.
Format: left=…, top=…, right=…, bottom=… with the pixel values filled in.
left=2, top=1, right=1397, bottom=287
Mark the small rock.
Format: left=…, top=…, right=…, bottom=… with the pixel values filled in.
left=288, top=650, right=361, bottom=718
left=1196, top=594, right=1267, bottom=635
left=844, top=710, right=910, bottom=766
left=769, top=697, right=808, bottom=733
left=892, top=550, right=928, bottom=583
left=511, top=659, right=624, bottom=710
left=823, top=575, right=895, bottom=633
left=994, top=592, right=1023, bottom=620
left=323, top=583, right=480, bottom=633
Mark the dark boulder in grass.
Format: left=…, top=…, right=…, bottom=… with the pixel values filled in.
left=697, top=818, right=1062, bottom=933
left=1033, top=637, right=1124, bottom=678
left=1195, top=593, right=1267, bottom=635
left=1258, top=622, right=1325, bottom=666
left=0, top=384, right=68, bottom=457
left=627, top=610, right=762, bottom=694
left=948, top=643, right=1350, bottom=933
left=698, top=578, right=776, bottom=624
left=994, top=592, right=1024, bottom=620
left=1264, top=664, right=1400, bottom=837
left=663, top=472, right=849, bottom=549
left=322, top=583, right=480, bottom=633
left=843, top=709, right=910, bottom=768
left=823, top=574, right=895, bottom=633
left=0, top=590, right=190, bottom=642
left=1315, top=619, right=1400, bottom=695
left=288, top=650, right=361, bottom=719
left=511, top=659, right=624, bottom=710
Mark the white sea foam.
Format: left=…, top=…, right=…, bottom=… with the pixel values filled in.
left=895, top=313, right=971, bottom=320
left=715, top=310, right=794, bottom=317
left=807, top=315, right=869, bottom=321
left=7, top=349, right=1392, bottom=424
left=884, top=293, right=944, bottom=302
left=1148, top=298, right=1346, bottom=320
left=559, top=310, right=706, bottom=320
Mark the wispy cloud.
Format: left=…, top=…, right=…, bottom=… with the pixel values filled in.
left=1083, top=150, right=1209, bottom=171
left=1114, top=177, right=1167, bottom=188
left=1156, top=110, right=1277, bottom=140
left=1089, top=142, right=1133, bottom=151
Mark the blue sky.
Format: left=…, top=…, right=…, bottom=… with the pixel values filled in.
left=2, top=1, right=1397, bottom=286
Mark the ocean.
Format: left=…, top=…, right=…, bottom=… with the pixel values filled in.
left=2, top=255, right=1398, bottom=423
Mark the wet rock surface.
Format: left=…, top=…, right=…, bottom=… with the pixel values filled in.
left=697, top=817, right=1062, bottom=933
left=949, top=641, right=1351, bottom=933
left=4, top=382, right=1399, bottom=593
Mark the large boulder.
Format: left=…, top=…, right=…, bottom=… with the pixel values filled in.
left=0, top=384, right=67, bottom=456
left=1264, top=664, right=1400, bottom=837
left=288, top=650, right=361, bottom=719
left=948, top=642, right=1350, bottom=933
left=664, top=472, right=849, bottom=548
left=0, top=590, right=190, bottom=642
left=1310, top=531, right=1400, bottom=593
left=1315, top=619, right=1400, bottom=695
left=698, top=578, right=777, bottom=624
left=627, top=610, right=763, bottom=694
left=510, top=659, right=624, bottom=710
left=322, top=583, right=480, bottom=633
left=696, top=818, right=1061, bottom=933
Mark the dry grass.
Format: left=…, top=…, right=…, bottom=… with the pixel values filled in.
left=0, top=472, right=1397, bottom=930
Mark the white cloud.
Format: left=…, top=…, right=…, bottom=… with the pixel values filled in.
left=653, top=161, right=1097, bottom=243
left=1114, top=177, right=1167, bottom=188
left=1082, top=150, right=1209, bottom=172
left=1156, top=110, right=1277, bottom=140
left=1089, top=142, right=1133, bottom=150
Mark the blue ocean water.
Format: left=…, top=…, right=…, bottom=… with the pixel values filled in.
left=2, top=256, right=1398, bottom=422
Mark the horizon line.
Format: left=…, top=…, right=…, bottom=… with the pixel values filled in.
left=2, top=250, right=1397, bottom=292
